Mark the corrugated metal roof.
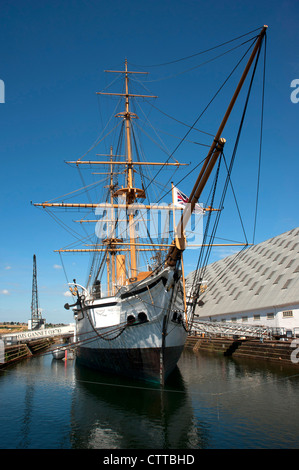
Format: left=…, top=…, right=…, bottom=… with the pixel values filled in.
left=187, top=227, right=299, bottom=317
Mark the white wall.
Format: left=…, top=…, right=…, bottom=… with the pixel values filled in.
left=199, top=303, right=299, bottom=334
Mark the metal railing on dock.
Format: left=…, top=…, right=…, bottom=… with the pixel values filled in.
left=190, top=320, right=273, bottom=339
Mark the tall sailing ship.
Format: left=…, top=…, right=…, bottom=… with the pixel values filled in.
left=35, top=26, right=267, bottom=384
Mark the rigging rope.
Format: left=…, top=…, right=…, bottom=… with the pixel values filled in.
left=141, top=37, right=257, bottom=195
left=222, top=153, right=248, bottom=244
left=59, top=252, right=70, bottom=285
left=143, top=100, right=214, bottom=137
left=129, top=27, right=262, bottom=68
left=188, top=37, right=265, bottom=320
left=253, top=34, right=267, bottom=244
left=130, top=36, right=259, bottom=83
left=126, top=38, right=258, bottom=246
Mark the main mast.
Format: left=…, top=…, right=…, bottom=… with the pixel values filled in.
left=97, top=60, right=155, bottom=279
left=124, top=59, right=138, bottom=277
left=33, top=61, right=187, bottom=277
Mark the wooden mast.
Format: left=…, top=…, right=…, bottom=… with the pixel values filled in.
left=96, top=60, right=155, bottom=279
left=109, top=147, right=116, bottom=295
left=108, top=146, right=116, bottom=295
left=125, top=59, right=137, bottom=278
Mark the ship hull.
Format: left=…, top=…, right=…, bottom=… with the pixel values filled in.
left=76, top=344, right=185, bottom=383
left=74, top=267, right=188, bottom=384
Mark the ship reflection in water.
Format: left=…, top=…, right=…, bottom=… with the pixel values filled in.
left=1, top=350, right=299, bottom=449
left=71, top=363, right=203, bottom=449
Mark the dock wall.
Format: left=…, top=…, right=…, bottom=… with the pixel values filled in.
left=0, top=338, right=55, bottom=368
left=185, top=335, right=299, bottom=366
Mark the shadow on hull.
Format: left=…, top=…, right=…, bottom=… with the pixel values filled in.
left=76, top=345, right=185, bottom=384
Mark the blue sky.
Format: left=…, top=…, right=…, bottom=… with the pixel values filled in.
left=0, top=0, right=298, bottom=324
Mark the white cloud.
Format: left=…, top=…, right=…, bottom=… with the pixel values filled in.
left=4, top=266, right=11, bottom=270
left=1, top=289, right=9, bottom=295
left=53, top=264, right=62, bottom=270
left=63, top=290, right=72, bottom=297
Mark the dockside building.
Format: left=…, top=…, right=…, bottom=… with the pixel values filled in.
left=187, top=227, right=299, bottom=335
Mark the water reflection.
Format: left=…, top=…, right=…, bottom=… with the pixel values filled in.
left=18, top=377, right=34, bottom=449
left=50, top=356, right=76, bottom=385
left=1, top=349, right=299, bottom=449
left=179, top=350, right=299, bottom=448
left=70, top=364, right=205, bottom=449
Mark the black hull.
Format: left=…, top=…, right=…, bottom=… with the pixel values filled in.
left=76, top=345, right=184, bottom=384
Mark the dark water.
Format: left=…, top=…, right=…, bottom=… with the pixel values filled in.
left=0, top=348, right=299, bottom=449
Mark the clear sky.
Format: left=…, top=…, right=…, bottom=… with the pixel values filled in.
left=0, top=0, right=298, bottom=324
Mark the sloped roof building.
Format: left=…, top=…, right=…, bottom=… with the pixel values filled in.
left=187, top=227, right=299, bottom=333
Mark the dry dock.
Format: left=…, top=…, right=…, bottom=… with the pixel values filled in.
left=185, top=335, right=299, bottom=366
